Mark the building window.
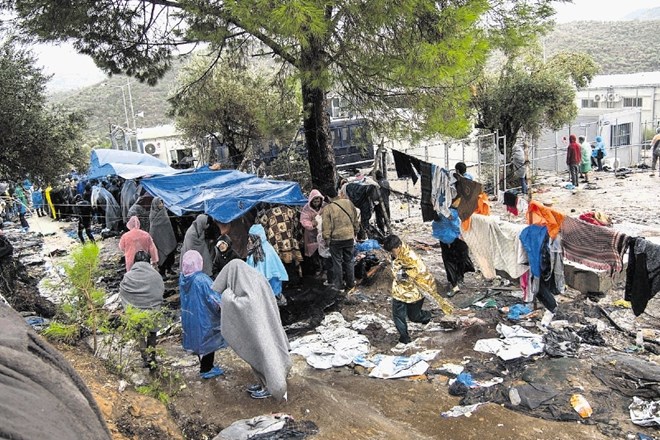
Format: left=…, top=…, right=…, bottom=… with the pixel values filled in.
left=581, top=99, right=599, bottom=108
left=623, top=97, right=642, bottom=108
left=610, top=122, right=632, bottom=147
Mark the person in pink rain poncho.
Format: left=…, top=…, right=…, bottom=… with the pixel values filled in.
left=119, top=216, right=159, bottom=271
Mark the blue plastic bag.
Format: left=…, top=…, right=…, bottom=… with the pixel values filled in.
left=507, top=304, right=532, bottom=321
left=355, top=239, right=381, bottom=252
left=431, top=208, right=460, bottom=244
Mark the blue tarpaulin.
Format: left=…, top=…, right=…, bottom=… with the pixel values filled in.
left=88, top=149, right=181, bottom=179
left=140, top=170, right=308, bottom=223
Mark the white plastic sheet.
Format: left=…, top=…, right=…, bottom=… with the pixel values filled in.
left=473, top=323, right=544, bottom=360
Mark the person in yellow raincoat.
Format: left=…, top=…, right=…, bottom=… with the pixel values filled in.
left=44, top=185, right=57, bottom=220
left=383, top=235, right=453, bottom=345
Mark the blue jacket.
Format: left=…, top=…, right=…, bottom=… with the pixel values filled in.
left=31, top=190, right=44, bottom=207
left=432, top=208, right=461, bottom=244
left=592, top=136, right=607, bottom=158
left=246, top=224, right=288, bottom=295
left=520, top=225, right=548, bottom=278
left=179, top=271, right=226, bottom=356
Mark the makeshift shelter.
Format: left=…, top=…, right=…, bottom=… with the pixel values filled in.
left=88, top=149, right=181, bottom=179
left=140, top=170, right=308, bottom=223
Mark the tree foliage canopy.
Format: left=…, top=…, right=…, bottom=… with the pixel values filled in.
left=0, top=38, right=88, bottom=183
left=472, top=50, right=599, bottom=151
left=169, top=56, right=301, bottom=167
left=3, top=0, right=563, bottom=193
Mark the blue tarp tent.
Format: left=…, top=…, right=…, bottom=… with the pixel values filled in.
left=140, top=170, right=308, bottom=223
left=88, top=149, right=182, bottom=179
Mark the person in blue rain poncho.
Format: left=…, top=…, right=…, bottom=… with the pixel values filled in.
left=246, top=223, right=288, bottom=303
left=179, top=250, right=226, bottom=379
left=591, top=135, right=607, bottom=171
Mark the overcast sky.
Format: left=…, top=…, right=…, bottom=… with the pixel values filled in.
left=36, top=0, right=660, bottom=92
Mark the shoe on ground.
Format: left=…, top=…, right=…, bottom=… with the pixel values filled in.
left=200, top=365, right=224, bottom=379
left=250, top=388, right=272, bottom=399
left=276, top=295, right=288, bottom=307
left=246, top=383, right=262, bottom=393
left=447, top=285, right=460, bottom=297
left=650, top=173, right=656, bottom=177
left=540, top=310, right=555, bottom=327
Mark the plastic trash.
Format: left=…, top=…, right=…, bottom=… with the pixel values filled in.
left=570, top=394, right=593, bottom=418
left=455, top=372, right=475, bottom=387
left=354, top=239, right=381, bottom=252
left=507, top=304, right=532, bottom=321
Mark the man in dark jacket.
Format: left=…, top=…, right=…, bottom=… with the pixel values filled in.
left=74, top=195, right=95, bottom=244
left=321, top=190, right=359, bottom=291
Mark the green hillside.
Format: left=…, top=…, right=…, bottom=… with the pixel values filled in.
left=49, top=59, right=185, bottom=141
left=544, top=20, right=660, bottom=75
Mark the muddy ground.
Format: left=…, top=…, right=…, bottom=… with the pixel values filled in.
left=3, top=167, right=660, bottom=440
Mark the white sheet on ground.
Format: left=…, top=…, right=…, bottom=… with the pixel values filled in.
left=473, top=323, right=544, bottom=361
left=368, top=350, right=440, bottom=379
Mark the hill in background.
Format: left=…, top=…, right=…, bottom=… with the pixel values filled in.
left=625, top=7, right=660, bottom=20
left=544, top=20, right=660, bottom=75
left=49, top=59, right=186, bottom=141
left=49, top=20, right=660, bottom=141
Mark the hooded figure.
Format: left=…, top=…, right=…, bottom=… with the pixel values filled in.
left=127, top=197, right=150, bottom=232
left=212, top=259, right=291, bottom=400
left=592, top=135, right=607, bottom=171
left=212, top=235, right=240, bottom=278
left=149, top=197, right=177, bottom=276
left=120, top=179, right=139, bottom=223
left=299, top=190, right=325, bottom=257
left=91, top=185, right=121, bottom=231
left=511, top=143, right=527, bottom=194
left=246, top=224, right=288, bottom=296
left=566, top=134, right=582, bottom=186
left=180, top=214, right=213, bottom=276
left=180, top=250, right=226, bottom=379
left=119, top=216, right=159, bottom=271
left=119, top=250, right=164, bottom=368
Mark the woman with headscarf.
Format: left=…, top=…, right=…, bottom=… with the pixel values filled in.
left=119, top=216, right=159, bottom=272
left=212, top=259, right=291, bottom=400
left=119, top=250, right=164, bottom=369
left=299, top=190, right=325, bottom=275
left=246, top=224, right=288, bottom=300
left=149, top=197, right=177, bottom=277
left=180, top=250, right=226, bottom=379
left=212, top=235, right=240, bottom=278
left=180, top=214, right=214, bottom=276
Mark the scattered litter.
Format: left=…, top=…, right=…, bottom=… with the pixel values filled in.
left=570, top=393, right=593, bottom=418
left=354, top=239, right=381, bottom=252
left=441, top=403, right=483, bottom=418
left=290, top=313, right=370, bottom=369
left=23, top=315, right=50, bottom=331
left=507, top=304, right=532, bottom=321
left=629, top=397, right=660, bottom=427
left=473, top=323, right=544, bottom=361
left=118, top=380, right=128, bottom=392
left=214, top=414, right=318, bottom=440
left=368, top=350, right=439, bottom=379
left=544, top=328, right=580, bottom=357
left=473, top=298, right=497, bottom=309
left=612, top=299, right=632, bottom=309
left=439, top=363, right=465, bottom=375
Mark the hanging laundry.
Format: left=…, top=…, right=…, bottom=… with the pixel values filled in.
left=520, top=225, right=548, bottom=278
left=503, top=190, right=518, bottom=215
left=625, top=237, right=660, bottom=316
left=411, top=159, right=435, bottom=222
left=439, top=238, right=475, bottom=289
left=461, top=193, right=490, bottom=232
left=432, top=166, right=454, bottom=218
left=452, top=174, right=483, bottom=221
left=392, top=149, right=418, bottom=184
left=462, top=214, right=528, bottom=280
left=561, top=216, right=630, bottom=274
left=527, top=201, right=564, bottom=239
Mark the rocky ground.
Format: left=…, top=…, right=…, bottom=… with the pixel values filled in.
left=2, top=167, right=660, bottom=440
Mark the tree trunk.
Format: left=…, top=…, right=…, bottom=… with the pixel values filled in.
left=300, top=42, right=336, bottom=197
left=221, top=123, right=243, bottom=168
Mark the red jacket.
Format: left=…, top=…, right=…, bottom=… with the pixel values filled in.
left=566, top=141, right=582, bottom=166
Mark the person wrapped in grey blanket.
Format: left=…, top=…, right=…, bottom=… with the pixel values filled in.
left=212, top=259, right=291, bottom=400
left=0, top=302, right=111, bottom=439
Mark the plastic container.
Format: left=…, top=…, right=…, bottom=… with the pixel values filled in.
left=570, top=394, right=593, bottom=418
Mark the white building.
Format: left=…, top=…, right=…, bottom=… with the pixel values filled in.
left=576, top=71, right=660, bottom=140
left=136, top=124, right=198, bottom=166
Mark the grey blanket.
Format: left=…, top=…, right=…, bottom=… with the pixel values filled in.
left=212, top=260, right=291, bottom=401
left=120, top=179, right=138, bottom=223
left=181, top=214, right=213, bottom=276
left=149, top=197, right=177, bottom=263
left=119, top=262, right=164, bottom=310
left=0, top=303, right=111, bottom=439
